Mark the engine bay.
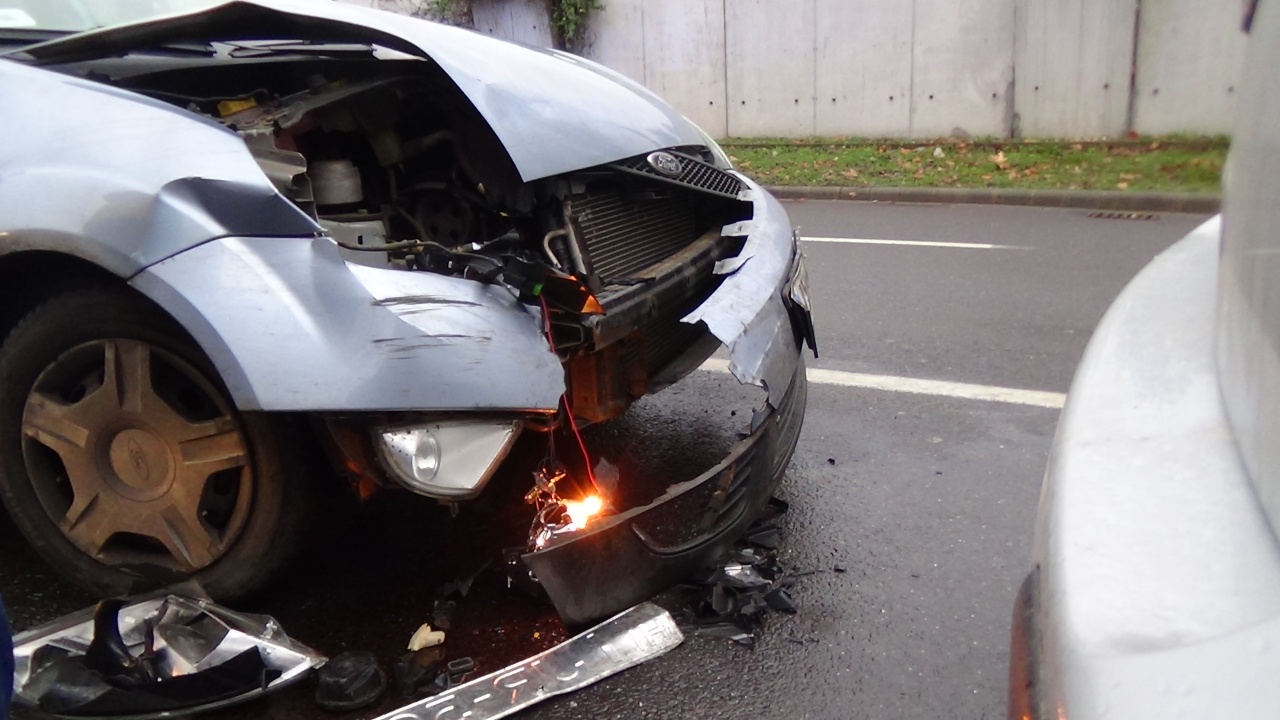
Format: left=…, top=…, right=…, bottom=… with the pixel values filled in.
left=105, top=59, right=751, bottom=315
left=70, top=52, right=755, bottom=420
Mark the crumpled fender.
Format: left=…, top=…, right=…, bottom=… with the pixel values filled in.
left=0, top=60, right=317, bottom=277
left=130, top=179, right=802, bottom=415
left=130, top=236, right=564, bottom=413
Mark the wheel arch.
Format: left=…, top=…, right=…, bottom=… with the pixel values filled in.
left=0, top=251, right=135, bottom=347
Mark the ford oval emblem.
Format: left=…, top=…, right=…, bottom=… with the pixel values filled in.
left=646, top=152, right=684, bottom=178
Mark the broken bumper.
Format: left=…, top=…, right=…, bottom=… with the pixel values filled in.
left=523, top=350, right=808, bottom=626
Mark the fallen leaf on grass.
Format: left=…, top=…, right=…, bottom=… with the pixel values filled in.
left=841, top=168, right=860, bottom=179
left=1116, top=181, right=1130, bottom=189
left=990, top=151, right=1010, bottom=170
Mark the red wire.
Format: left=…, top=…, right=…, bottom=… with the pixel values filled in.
left=539, top=294, right=601, bottom=495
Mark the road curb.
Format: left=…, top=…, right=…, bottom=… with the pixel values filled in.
left=766, top=186, right=1221, bottom=214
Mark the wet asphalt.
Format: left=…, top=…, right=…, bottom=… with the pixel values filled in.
left=1, top=201, right=1208, bottom=719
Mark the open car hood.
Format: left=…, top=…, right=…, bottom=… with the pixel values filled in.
left=11, top=0, right=705, bottom=182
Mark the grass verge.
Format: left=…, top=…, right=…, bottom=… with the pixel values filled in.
left=723, top=137, right=1227, bottom=193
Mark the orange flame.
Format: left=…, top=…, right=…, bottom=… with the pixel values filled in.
left=564, top=495, right=604, bottom=530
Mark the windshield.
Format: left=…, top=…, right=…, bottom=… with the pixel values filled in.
left=0, top=0, right=220, bottom=33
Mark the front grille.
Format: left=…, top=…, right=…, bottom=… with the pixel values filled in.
left=612, top=151, right=744, bottom=199
left=570, top=189, right=698, bottom=282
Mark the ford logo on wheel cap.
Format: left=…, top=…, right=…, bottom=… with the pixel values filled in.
left=646, top=152, right=684, bottom=178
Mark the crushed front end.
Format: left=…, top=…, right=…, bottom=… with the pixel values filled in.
left=17, top=0, right=815, bottom=613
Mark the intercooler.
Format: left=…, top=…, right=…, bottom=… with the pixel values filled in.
left=569, top=188, right=699, bottom=283
left=564, top=184, right=723, bottom=421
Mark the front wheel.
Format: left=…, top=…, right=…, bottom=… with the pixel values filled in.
left=0, top=287, right=310, bottom=601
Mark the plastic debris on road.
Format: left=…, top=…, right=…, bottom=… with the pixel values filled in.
left=407, top=624, right=445, bottom=651
left=685, top=497, right=803, bottom=649
left=10, top=583, right=323, bottom=718
left=314, top=651, right=387, bottom=712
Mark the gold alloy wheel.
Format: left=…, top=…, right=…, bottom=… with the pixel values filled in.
left=20, top=338, right=253, bottom=573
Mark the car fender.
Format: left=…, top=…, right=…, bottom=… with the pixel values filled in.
left=130, top=235, right=565, bottom=413
left=0, top=59, right=317, bottom=278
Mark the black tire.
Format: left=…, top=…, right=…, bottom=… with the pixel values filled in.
left=0, top=287, right=311, bottom=601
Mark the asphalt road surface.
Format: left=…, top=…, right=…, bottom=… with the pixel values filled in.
left=1, top=201, right=1208, bottom=719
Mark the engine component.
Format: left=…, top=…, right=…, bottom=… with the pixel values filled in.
left=411, top=190, right=473, bottom=247
left=320, top=218, right=390, bottom=268
left=311, top=159, right=363, bottom=206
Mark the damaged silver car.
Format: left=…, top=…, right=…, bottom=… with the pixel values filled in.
left=0, top=0, right=814, bottom=619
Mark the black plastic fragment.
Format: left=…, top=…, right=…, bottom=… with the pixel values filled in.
left=28, top=648, right=276, bottom=715
left=743, top=523, right=782, bottom=550
left=446, top=657, right=476, bottom=680
left=315, top=651, right=386, bottom=712
left=84, top=600, right=150, bottom=685
left=392, top=647, right=444, bottom=698
left=431, top=600, right=457, bottom=632
left=719, top=563, right=769, bottom=591
left=418, top=656, right=478, bottom=698
left=765, top=588, right=797, bottom=614
left=684, top=499, right=801, bottom=648
left=503, top=547, right=545, bottom=598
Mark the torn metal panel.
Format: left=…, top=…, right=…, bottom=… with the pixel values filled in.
left=683, top=176, right=807, bottom=399
left=130, top=235, right=565, bottom=412
left=522, top=360, right=807, bottom=625
left=371, top=602, right=682, bottom=720
left=11, top=591, right=323, bottom=718
left=15, top=0, right=705, bottom=183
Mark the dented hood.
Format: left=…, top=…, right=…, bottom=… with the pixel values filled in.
left=13, top=0, right=705, bottom=182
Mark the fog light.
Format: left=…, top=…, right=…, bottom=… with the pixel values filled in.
left=376, top=420, right=521, bottom=499
left=380, top=428, right=441, bottom=484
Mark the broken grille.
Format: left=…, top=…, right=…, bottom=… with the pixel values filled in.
left=611, top=152, right=744, bottom=200
left=570, top=189, right=698, bottom=282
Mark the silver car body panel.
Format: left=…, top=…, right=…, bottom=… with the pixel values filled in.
left=1032, top=221, right=1280, bottom=716
left=0, top=58, right=318, bottom=277
left=372, top=602, right=683, bottom=720
left=15, top=0, right=705, bottom=183
left=2, top=2, right=801, bottom=415
left=130, top=183, right=802, bottom=413
left=1217, top=0, right=1280, bottom=538
left=1027, top=4, right=1280, bottom=716
left=130, top=235, right=567, bottom=412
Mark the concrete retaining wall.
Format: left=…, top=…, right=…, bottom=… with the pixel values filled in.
left=342, top=0, right=1248, bottom=139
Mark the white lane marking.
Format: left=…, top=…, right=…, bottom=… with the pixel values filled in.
left=801, top=236, right=1021, bottom=250
left=701, top=359, right=1065, bottom=409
